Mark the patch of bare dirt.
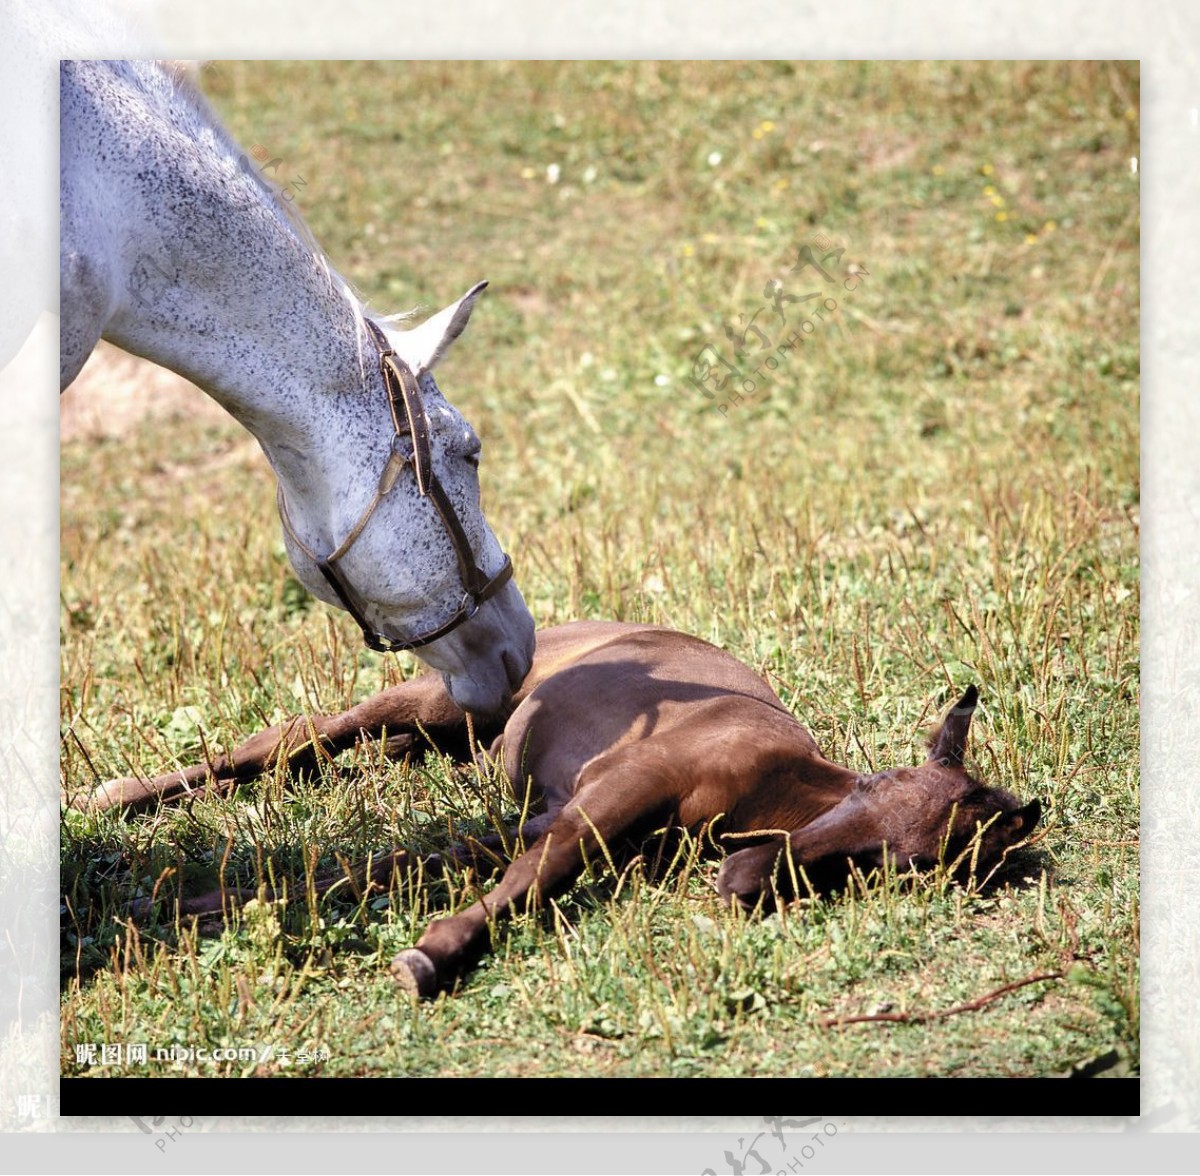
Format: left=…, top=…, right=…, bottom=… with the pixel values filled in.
left=60, top=341, right=230, bottom=442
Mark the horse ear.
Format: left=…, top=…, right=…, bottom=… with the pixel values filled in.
left=393, top=280, right=488, bottom=374
left=926, top=684, right=979, bottom=768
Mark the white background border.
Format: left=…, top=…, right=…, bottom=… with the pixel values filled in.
left=2, top=0, right=1187, bottom=1167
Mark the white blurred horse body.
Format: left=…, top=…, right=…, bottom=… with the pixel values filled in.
left=59, top=60, right=533, bottom=713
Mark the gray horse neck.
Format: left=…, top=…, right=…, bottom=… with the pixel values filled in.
left=63, top=61, right=373, bottom=466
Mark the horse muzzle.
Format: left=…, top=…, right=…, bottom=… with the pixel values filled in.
left=417, top=579, right=536, bottom=714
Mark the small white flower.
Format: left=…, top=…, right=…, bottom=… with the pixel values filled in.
left=547, top=163, right=561, bottom=184
left=707, top=151, right=722, bottom=167
left=654, top=374, right=671, bottom=387
left=1129, top=156, right=1138, bottom=176
left=583, top=165, right=598, bottom=184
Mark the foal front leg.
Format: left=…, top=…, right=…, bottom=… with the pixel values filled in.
left=74, top=672, right=469, bottom=814
left=716, top=793, right=878, bottom=909
left=391, top=755, right=673, bottom=998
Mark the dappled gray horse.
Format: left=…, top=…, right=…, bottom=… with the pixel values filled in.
left=60, top=60, right=534, bottom=714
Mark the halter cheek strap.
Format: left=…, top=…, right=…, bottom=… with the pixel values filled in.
left=276, top=321, right=513, bottom=653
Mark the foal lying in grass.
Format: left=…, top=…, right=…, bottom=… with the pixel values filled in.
left=82, top=621, right=1041, bottom=997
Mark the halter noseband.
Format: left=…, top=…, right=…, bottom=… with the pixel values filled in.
left=276, top=319, right=513, bottom=653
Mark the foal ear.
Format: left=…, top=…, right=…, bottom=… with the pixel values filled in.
left=394, top=280, right=488, bottom=374
left=926, top=684, right=979, bottom=767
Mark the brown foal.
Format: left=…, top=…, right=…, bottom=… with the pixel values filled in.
left=78, top=621, right=1041, bottom=997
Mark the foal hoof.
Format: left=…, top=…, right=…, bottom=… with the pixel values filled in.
left=390, top=948, right=439, bottom=999
left=74, top=776, right=142, bottom=812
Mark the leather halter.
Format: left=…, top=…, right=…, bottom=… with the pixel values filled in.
left=276, top=319, right=514, bottom=653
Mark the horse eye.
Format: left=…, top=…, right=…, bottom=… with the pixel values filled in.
left=463, top=445, right=482, bottom=468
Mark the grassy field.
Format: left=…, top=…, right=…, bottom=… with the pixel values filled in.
left=60, top=61, right=1139, bottom=1082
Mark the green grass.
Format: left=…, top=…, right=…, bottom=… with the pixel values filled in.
left=60, top=61, right=1139, bottom=1079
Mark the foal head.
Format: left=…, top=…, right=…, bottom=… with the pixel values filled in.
left=854, top=686, right=1041, bottom=878
left=717, top=685, right=1041, bottom=909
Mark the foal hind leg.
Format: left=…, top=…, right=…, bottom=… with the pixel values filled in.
left=139, top=816, right=554, bottom=921
left=140, top=844, right=429, bottom=920
left=391, top=752, right=674, bottom=997
left=77, top=672, right=471, bottom=814
left=302, top=817, right=555, bottom=912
